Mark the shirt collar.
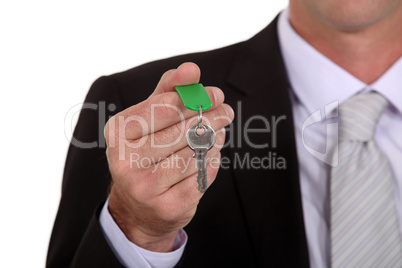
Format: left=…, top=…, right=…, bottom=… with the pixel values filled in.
left=371, top=57, right=402, bottom=114
left=277, top=8, right=402, bottom=115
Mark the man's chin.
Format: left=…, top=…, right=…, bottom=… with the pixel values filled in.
left=296, top=0, right=402, bottom=32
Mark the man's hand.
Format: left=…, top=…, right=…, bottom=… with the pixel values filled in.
left=104, top=62, right=234, bottom=252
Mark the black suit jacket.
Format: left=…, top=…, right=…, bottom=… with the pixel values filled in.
left=47, top=16, right=310, bottom=268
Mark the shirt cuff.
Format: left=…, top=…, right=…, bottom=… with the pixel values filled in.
left=99, top=198, right=187, bottom=268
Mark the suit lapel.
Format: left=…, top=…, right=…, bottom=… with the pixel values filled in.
left=225, top=16, right=310, bottom=267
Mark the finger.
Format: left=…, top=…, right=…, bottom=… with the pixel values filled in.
left=151, top=62, right=201, bottom=97
left=161, top=152, right=222, bottom=211
left=126, top=101, right=232, bottom=160
left=151, top=130, right=225, bottom=189
left=144, top=153, right=221, bottom=224
left=108, top=86, right=227, bottom=142
left=131, top=145, right=222, bottom=201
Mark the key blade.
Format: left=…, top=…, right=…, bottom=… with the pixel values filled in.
left=194, top=149, right=206, bottom=169
left=197, top=170, right=207, bottom=193
left=196, top=160, right=207, bottom=193
left=186, top=123, right=216, bottom=193
left=194, top=149, right=208, bottom=193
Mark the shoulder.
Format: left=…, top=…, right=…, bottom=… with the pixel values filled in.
left=85, top=15, right=281, bottom=108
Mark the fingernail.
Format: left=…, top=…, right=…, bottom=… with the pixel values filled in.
left=223, top=104, right=235, bottom=120
left=213, top=88, right=224, bottom=104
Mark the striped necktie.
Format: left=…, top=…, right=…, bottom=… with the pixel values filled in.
left=330, top=92, right=402, bottom=267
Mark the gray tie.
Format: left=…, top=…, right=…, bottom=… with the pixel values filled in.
left=330, top=92, right=402, bottom=268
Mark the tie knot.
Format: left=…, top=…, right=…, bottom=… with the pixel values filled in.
left=338, top=92, right=388, bottom=141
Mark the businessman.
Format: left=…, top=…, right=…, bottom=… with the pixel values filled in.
left=48, top=0, right=402, bottom=267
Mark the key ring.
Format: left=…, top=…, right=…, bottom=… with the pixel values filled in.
left=197, top=106, right=202, bottom=128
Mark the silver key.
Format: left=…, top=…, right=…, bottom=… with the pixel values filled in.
left=186, top=123, right=216, bottom=193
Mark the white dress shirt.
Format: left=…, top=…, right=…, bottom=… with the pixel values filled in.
left=278, top=8, right=402, bottom=268
left=100, top=7, right=402, bottom=268
left=100, top=199, right=187, bottom=268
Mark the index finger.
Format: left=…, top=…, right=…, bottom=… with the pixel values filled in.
left=105, top=86, right=225, bottom=143
left=122, top=86, right=225, bottom=140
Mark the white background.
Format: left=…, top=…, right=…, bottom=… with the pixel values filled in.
left=0, top=1, right=288, bottom=266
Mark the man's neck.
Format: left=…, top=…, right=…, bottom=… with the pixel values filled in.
left=289, top=3, right=402, bottom=84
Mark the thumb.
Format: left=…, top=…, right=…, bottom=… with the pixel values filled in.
left=150, top=62, right=201, bottom=97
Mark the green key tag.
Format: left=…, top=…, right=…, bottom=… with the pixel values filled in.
left=175, top=83, right=212, bottom=111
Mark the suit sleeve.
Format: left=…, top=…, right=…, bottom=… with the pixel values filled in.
left=47, top=75, right=188, bottom=267
left=46, top=76, right=126, bottom=267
